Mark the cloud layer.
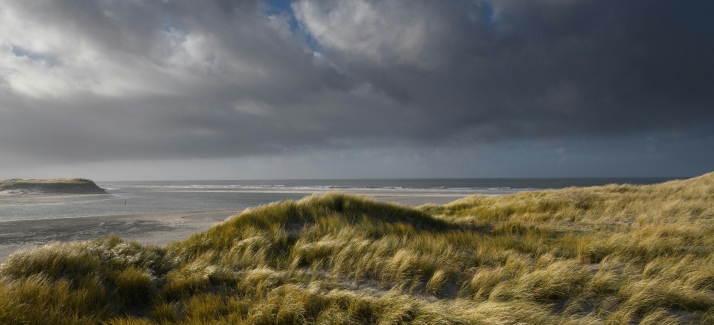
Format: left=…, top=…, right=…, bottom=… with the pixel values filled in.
left=0, top=0, right=712, bottom=177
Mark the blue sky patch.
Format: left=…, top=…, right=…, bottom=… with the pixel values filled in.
left=12, top=46, right=45, bottom=61
left=11, top=45, right=58, bottom=66
left=479, top=1, right=494, bottom=24
left=264, top=0, right=321, bottom=52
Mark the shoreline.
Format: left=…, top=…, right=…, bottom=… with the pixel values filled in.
left=0, top=208, right=245, bottom=262
left=0, top=190, right=504, bottom=261
left=155, top=188, right=516, bottom=206
left=0, top=188, right=515, bottom=223
left=0, top=193, right=116, bottom=206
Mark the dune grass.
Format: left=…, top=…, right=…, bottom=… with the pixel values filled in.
left=1, top=173, right=714, bottom=324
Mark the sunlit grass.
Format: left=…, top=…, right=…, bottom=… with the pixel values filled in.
left=1, top=172, right=714, bottom=324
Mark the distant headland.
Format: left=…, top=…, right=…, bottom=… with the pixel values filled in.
left=0, top=178, right=106, bottom=196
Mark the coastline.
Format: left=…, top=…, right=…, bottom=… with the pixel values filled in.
left=155, top=187, right=515, bottom=206
left=0, top=208, right=244, bottom=262
left=0, top=190, right=505, bottom=261
left=0, top=193, right=115, bottom=206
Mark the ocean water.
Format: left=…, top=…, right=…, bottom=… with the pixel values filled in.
left=0, top=177, right=681, bottom=222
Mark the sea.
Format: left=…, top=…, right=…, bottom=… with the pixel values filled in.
left=0, top=178, right=682, bottom=222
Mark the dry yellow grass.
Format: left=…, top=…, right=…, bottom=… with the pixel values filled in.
left=1, top=172, right=713, bottom=324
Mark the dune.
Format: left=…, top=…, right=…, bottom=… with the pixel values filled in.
left=0, top=172, right=713, bottom=324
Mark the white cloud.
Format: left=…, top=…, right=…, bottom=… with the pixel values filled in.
left=0, top=2, right=192, bottom=99
left=293, top=0, right=446, bottom=69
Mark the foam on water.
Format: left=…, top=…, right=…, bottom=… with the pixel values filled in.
left=0, top=178, right=681, bottom=222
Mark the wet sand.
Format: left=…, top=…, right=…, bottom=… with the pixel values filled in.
left=0, top=209, right=243, bottom=261
left=0, top=190, right=514, bottom=261
left=0, top=193, right=114, bottom=205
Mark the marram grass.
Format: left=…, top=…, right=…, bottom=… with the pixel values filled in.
left=1, top=173, right=714, bottom=324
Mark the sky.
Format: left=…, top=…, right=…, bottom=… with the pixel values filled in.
left=0, top=0, right=712, bottom=180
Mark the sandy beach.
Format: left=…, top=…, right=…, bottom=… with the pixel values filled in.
left=0, top=189, right=508, bottom=261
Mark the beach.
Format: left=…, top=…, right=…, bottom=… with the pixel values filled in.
left=0, top=189, right=504, bottom=261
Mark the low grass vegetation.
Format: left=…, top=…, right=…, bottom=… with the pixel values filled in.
left=0, top=178, right=105, bottom=194
left=1, top=173, right=713, bottom=324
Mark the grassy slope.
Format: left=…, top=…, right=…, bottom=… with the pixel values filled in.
left=1, top=173, right=713, bottom=324
left=0, top=178, right=105, bottom=193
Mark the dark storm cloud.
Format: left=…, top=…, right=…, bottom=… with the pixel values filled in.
left=295, top=0, right=714, bottom=141
left=0, top=0, right=712, bottom=165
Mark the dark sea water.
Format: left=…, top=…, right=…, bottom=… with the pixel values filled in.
left=0, top=177, right=682, bottom=222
